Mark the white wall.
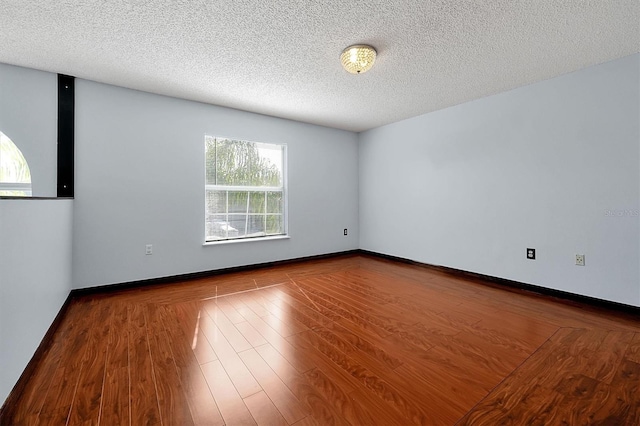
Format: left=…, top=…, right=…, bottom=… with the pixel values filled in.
left=0, top=199, right=73, bottom=404
left=0, top=63, right=57, bottom=197
left=360, top=54, right=640, bottom=307
left=73, top=80, right=359, bottom=289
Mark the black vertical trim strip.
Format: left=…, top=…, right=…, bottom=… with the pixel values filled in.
left=57, top=74, right=75, bottom=197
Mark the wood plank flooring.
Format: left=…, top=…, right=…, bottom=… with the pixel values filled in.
left=2, top=254, right=640, bottom=425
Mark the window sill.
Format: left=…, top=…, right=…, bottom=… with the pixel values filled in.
left=203, top=235, right=290, bottom=246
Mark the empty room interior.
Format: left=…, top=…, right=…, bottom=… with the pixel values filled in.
left=1, top=1, right=639, bottom=425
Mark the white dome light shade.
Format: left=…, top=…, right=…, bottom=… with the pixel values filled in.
left=340, top=45, right=377, bottom=74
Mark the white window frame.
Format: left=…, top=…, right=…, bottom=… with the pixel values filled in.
left=204, top=136, right=288, bottom=243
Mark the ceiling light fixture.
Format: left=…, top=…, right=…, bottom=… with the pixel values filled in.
left=340, top=44, right=377, bottom=74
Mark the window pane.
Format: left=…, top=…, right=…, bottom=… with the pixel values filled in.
left=206, top=190, right=226, bottom=214
left=266, top=191, right=283, bottom=213
left=227, top=191, right=248, bottom=213
left=249, top=191, right=265, bottom=213
left=224, top=214, right=245, bottom=237
left=266, top=214, right=283, bottom=235
left=204, top=136, right=217, bottom=185
left=207, top=214, right=238, bottom=240
left=247, top=214, right=265, bottom=236
left=255, top=142, right=283, bottom=187
left=214, top=138, right=283, bottom=187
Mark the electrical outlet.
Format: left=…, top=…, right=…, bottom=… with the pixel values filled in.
left=576, top=254, right=585, bottom=266
left=145, top=244, right=153, bottom=255
left=344, top=228, right=348, bottom=236
left=527, top=248, right=536, bottom=260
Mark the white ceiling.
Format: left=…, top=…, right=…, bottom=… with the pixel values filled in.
left=1, top=1, right=638, bottom=132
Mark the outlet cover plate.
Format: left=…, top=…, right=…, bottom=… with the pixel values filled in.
left=576, top=254, right=585, bottom=266
left=527, top=248, right=536, bottom=260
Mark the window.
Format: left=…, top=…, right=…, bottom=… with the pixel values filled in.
left=0, top=131, right=32, bottom=197
left=205, top=136, right=286, bottom=242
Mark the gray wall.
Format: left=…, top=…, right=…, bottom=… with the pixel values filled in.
left=0, top=199, right=73, bottom=403
left=72, top=80, right=359, bottom=289
left=0, top=63, right=57, bottom=197
left=359, top=54, right=640, bottom=307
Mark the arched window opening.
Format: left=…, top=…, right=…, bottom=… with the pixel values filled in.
left=0, top=131, right=32, bottom=196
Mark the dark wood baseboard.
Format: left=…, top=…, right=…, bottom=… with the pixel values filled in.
left=71, top=249, right=361, bottom=298
left=70, top=247, right=640, bottom=318
left=0, top=293, right=74, bottom=422
left=359, top=249, right=640, bottom=317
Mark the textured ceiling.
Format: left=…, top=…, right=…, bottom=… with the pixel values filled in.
left=1, top=1, right=638, bottom=132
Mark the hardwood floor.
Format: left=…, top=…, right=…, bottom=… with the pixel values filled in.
left=2, top=254, right=639, bottom=425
